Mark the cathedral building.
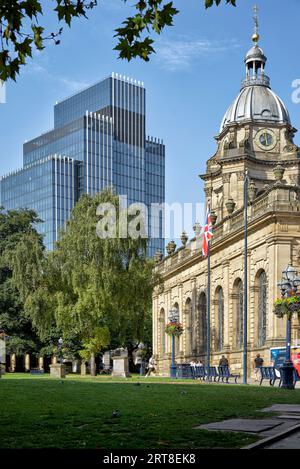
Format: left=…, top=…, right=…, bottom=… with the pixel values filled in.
left=152, top=25, right=300, bottom=377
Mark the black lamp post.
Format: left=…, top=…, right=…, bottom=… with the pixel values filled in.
left=168, top=307, right=179, bottom=379
left=277, top=265, right=300, bottom=390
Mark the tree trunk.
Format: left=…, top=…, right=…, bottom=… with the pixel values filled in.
left=90, top=352, right=96, bottom=377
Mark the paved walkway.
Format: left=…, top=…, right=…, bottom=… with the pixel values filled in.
left=195, top=404, right=300, bottom=448
left=265, top=431, right=300, bottom=448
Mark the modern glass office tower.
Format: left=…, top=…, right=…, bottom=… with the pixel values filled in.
left=1, top=74, right=165, bottom=255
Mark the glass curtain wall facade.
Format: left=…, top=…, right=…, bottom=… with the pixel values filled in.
left=0, top=74, right=165, bottom=255
left=145, top=138, right=165, bottom=255
left=1, top=156, right=79, bottom=247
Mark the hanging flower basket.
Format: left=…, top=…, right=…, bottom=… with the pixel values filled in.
left=274, top=294, right=300, bottom=319
left=165, top=322, right=184, bottom=336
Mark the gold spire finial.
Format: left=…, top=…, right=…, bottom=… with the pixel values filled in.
left=252, top=4, right=260, bottom=44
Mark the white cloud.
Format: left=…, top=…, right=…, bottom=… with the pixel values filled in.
left=57, top=77, right=90, bottom=93
left=24, top=52, right=90, bottom=93
left=155, top=37, right=241, bottom=71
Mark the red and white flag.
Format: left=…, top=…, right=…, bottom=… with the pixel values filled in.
left=202, top=207, right=213, bottom=258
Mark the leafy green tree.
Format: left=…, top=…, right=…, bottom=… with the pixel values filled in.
left=79, top=326, right=110, bottom=375
left=0, top=207, right=44, bottom=358
left=0, top=0, right=236, bottom=81
left=14, top=189, right=159, bottom=375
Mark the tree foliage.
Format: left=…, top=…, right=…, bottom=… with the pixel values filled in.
left=0, top=0, right=236, bottom=81
left=0, top=0, right=97, bottom=81
left=13, top=189, right=159, bottom=370
left=79, top=326, right=110, bottom=361
left=0, top=207, right=44, bottom=356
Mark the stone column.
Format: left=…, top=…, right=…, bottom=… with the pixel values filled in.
left=222, top=174, right=231, bottom=220
left=183, top=303, right=192, bottom=360
left=158, top=313, right=164, bottom=358
left=152, top=294, right=158, bottom=357
left=191, top=277, right=197, bottom=355
left=178, top=284, right=183, bottom=356
left=212, top=298, right=220, bottom=360
left=222, top=261, right=230, bottom=351
left=39, top=356, right=44, bottom=371
left=249, top=285, right=259, bottom=347
left=237, top=171, right=245, bottom=209
left=229, top=293, right=238, bottom=350
left=267, top=239, right=290, bottom=344
left=204, top=186, right=213, bottom=209
left=10, top=354, right=16, bottom=372
left=166, top=289, right=171, bottom=355
left=25, top=354, right=30, bottom=372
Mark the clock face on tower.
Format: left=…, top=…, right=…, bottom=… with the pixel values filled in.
left=255, top=129, right=277, bottom=151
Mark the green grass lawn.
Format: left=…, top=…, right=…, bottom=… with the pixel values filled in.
left=1, top=373, right=300, bottom=449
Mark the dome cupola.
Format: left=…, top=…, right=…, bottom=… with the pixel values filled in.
left=220, top=6, right=290, bottom=132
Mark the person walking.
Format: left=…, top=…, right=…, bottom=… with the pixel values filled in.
left=219, top=355, right=229, bottom=367
left=254, top=354, right=264, bottom=382
left=145, top=355, right=156, bottom=377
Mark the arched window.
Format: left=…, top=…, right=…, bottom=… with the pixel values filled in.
left=257, top=271, right=267, bottom=347
left=215, top=287, right=224, bottom=351
left=235, top=279, right=244, bottom=349
left=184, top=298, right=192, bottom=356
left=159, top=308, right=165, bottom=354
left=199, top=293, right=207, bottom=353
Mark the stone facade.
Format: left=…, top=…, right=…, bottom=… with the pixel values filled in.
left=152, top=34, right=300, bottom=377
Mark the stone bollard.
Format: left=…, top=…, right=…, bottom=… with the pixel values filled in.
left=50, top=363, right=66, bottom=379
left=112, top=356, right=130, bottom=378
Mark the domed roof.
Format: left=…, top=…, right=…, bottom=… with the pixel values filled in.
left=220, top=33, right=291, bottom=133
left=221, top=85, right=291, bottom=132
left=245, top=45, right=266, bottom=63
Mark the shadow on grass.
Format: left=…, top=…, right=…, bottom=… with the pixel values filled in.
left=0, top=375, right=299, bottom=449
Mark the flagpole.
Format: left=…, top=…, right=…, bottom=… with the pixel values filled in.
left=207, top=237, right=211, bottom=372
left=243, top=170, right=249, bottom=385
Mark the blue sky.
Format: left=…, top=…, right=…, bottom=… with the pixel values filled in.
left=1, top=0, right=300, bottom=239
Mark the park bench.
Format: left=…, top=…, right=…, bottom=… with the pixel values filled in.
left=176, top=363, right=193, bottom=379
left=259, top=366, right=280, bottom=386
left=218, top=366, right=239, bottom=384
left=192, top=365, right=206, bottom=380
left=206, top=366, right=219, bottom=382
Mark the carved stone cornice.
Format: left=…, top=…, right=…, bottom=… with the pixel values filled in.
left=200, top=170, right=222, bottom=181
